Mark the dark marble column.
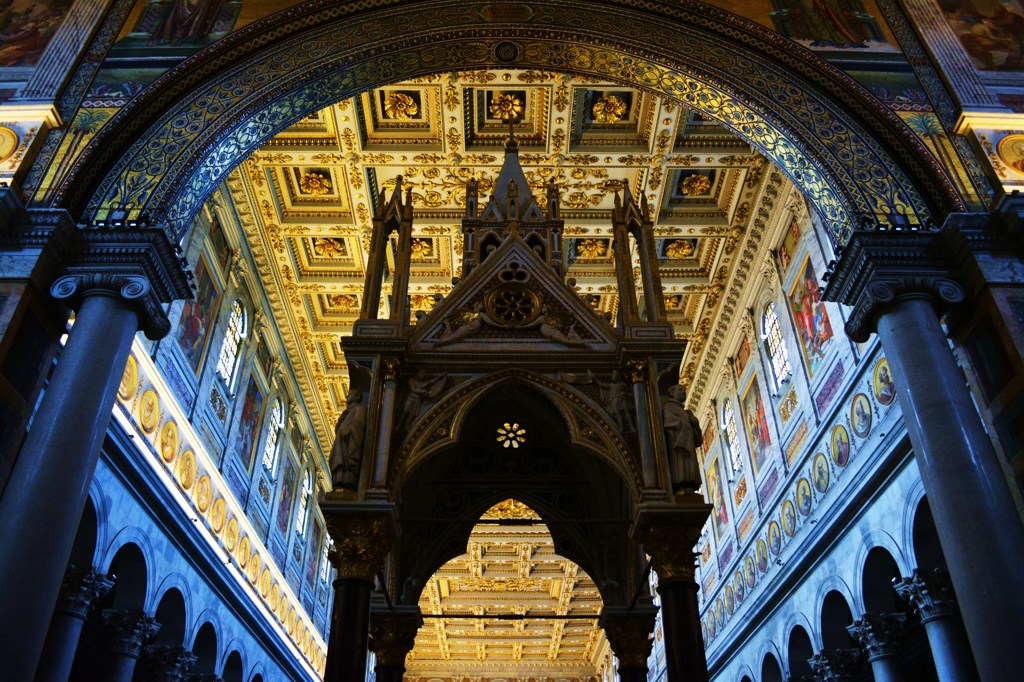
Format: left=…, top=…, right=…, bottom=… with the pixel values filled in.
left=847, top=613, right=906, bottom=682
left=823, top=222, right=1024, bottom=679
left=35, top=568, right=115, bottom=682
left=601, top=606, right=657, bottom=682
left=894, top=569, right=978, bottom=682
left=369, top=606, right=423, bottom=682
left=102, top=609, right=161, bottom=682
left=633, top=503, right=712, bottom=682
left=0, top=225, right=189, bottom=680
left=807, top=649, right=862, bottom=682
left=321, top=504, right=396, bottom=682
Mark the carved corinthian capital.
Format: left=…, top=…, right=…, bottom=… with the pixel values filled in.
left=54, top=567, right=115, bottom=619
left=369, top=607, right=423, bottom=667
left=322, top=504, right=397, bottom=582
left=600, top=605, right=657, bottom=669
left=103, top=609, right=161, bottom=658
left=632, top=503, right=710, bottom=584
left=821, top=225, right=965, bottom=342
left=45, top=224, right=193, bottom=339
left=893, top=567, right=959, bottom=623
left=847, top=612, right=905, bottom=660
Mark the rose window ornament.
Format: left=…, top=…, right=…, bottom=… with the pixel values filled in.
left=496, top=422, right=526, bottom=448
left=485, top=284, right=541, bottom=326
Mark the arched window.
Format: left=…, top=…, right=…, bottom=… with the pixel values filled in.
left=723, top=399, right=742, bottom=475
left=261, top=398, right=285, bottom=473
left=762, top=302, right=791, bottom=393
left=320, top=538, right=333, bottom=584
left=295, top=470, right=313, bottom=537
left=216, top=300, right=247, bottom=388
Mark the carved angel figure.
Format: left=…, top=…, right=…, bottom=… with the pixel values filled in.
left=399, top=369, right=447, bottom=433
left=435, top=302, right=484, bottom=346
left=539, top=306, right=588, bottom=347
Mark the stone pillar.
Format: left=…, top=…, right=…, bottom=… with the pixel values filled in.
left=102, top=609, right=161, bottom=682
left=823, top=224, right=1024, bottom=680
left=0, top=225, right=189, bottom=680
left=847, top=613, right=906, bottom=682
left=0, top=222, right=188, bottom=675
left=321, top=504, right=396, bottom=682
left=137, top=645, right=198, bottom=682
left=894, top=569, right=978, bottom=682
left=627, top=359, right=658, bottom=488
left=372, top=357, right=400, bottom=488
left=633, top=503, right=712, bottom=682
left=600, top=606, right=657, bottom=682
left=35, top=568, right=115, bottom=682
left=369, top=606, right=423, bottom=682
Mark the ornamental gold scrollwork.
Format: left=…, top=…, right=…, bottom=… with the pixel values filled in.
left=324, top=514, right=394, bottom=582
left=626, top=358, right=646, bottom=384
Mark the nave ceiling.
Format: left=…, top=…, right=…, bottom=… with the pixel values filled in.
left=222, top=70, right=781, bottom=455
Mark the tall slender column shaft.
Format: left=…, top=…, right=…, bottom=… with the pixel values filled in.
left=35, top=568, right=115, bottom=682
left=0, top=292, right=139, bottom=680
left=659, top=580, right=709, bottom=682
left=102, top=609, right=162, bottom=682
left=895, top=569, right=978, bottom=682
left=324, top=578, right=373, bottom=681
left=877, top=299, right=1024, bottom=679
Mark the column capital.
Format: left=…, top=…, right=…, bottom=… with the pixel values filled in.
left=599, top=605, right=657, bottom=669
left=808, top=649, right=863, bottom=681
left=894, top=567, right=959, bottom=623
left=821, top=223, right=965, bottom=342
left=322, top=503, right=397, bottom=582
left=54, top=567, right=114, bottom=619
left=139, top=644, right=197, bottom=680
left=847, top=612, right=906, bottom=661
left=45, top=224, right=193, bottom=339
left=102, top=609, right=161, bottom=658
left=368, top=606, right=423, bottom=668
left=382, top=356, right=401, bottom=381
left=625, top=358, right=647, bottom=383
left=632, top=503, right=711, bottom=583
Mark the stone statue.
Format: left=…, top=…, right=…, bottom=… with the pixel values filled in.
left=601, top=370, right=636, bottom=433
left=435, top=302, right=484, bottom=346
left=662, top=384, right=702, bottom=492
left=330, top=389, right=367, bottom=490
left=399, top=369, right=446, bottom=433
left=539, top=306, right=588, bottom=347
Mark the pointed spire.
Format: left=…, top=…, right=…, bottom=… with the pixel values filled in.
left=486, top=119, right=537, bottom=219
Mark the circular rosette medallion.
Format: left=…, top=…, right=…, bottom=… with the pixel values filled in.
left=485, top=284, right=541, bottom=327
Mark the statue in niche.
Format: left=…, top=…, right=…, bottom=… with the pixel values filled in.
left=399, top=369, right=446, bottom=433
left=662, top=384, right=702, bottom=492
left=330, top=389, right=367, bottom=490
left=558, top=370, right=635, bottom=433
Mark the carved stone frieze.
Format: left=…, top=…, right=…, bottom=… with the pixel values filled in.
left=322, top=505, right=396, bottom=582
left=369, top=608, right=423, bottom=667
left=822, top=225, right=966, bottom=342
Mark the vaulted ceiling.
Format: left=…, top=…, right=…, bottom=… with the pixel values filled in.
left=224, top=70, right=774, bottom=452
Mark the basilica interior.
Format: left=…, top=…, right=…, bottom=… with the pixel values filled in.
left=0, top=1, right=1023, bottom=682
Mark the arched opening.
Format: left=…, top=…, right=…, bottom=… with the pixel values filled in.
left=407, top=498, right=610, bottom=679
left=251, top=674, right=263, bottom=682
left=912, top=497, right=947, bottom=572
left=104, top=543, right=147, bottom=610
left=153, top=588, right=187, bottom=646
left=60, top=2, right=957, bottom=240
left=760, top=651, right=783, bottom=682
left=820, top=590, right=854, bottom=651
left=395, top=380, right=638, bottom=612
left=191, top=621, right=218, bottom=674
left=222, top=650, right=244, bottom=682
left=68, top=497, right=97, bottom=571
left=862, top=546, right=902, bottom=614
left=786, top=625, right=814, bottom=680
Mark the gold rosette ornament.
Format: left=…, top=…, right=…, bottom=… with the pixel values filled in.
left=592, top=95, right=627, bottom=123
left=490, top=93, right=523, bottom=122
left=383, top=92, right=418, bottom=120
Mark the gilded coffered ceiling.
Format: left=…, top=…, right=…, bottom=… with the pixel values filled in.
left=223, top=70, right=775, bottom=455
left=219, top=69, right=783, bottom=676
left=405, top=499, right=611, bottom=680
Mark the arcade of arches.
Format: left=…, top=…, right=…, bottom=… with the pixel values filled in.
left=0, top=1, right=1023, bottom=681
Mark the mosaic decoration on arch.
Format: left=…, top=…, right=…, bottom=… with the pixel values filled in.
left=67, top=1, right=954, bottom=244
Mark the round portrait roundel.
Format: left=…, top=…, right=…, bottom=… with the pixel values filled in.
left=830, top=424, right=851, bottom=468
left=872, top=357, right=896, bottom=406
left=796, top=477, right=813, bottom=516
